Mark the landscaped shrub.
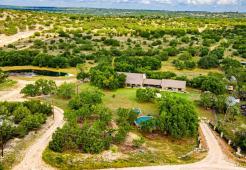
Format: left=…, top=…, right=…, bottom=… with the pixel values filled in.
left=136, top=88, right=158, bottom=103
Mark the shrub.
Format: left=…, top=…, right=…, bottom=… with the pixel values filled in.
left=13, top=105, right=31, bottom=123
left=198, top=55, right=219, bottom=69
left=235, top=130, right=246, bottom=151
left=21, top=79, right=57, bottom=97
left=69, top=90, right=103, bottom=110
left=132, top=137, right=145, bottom=148
left=21, top=84, right=40, bottom=97
left=201, top=76, right=226, bottom=95
left=136, top=88, right=157, bottom=102
left=57, top=83, right=76, bottom=99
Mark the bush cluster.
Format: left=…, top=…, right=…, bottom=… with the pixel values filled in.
left=0, top=100, right=52, bottom=147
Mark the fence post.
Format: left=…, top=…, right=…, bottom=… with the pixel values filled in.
left=220, top=132, right=223, bottom=138
left=228, top=140, right=231, bottom=145
left=236, top=147, right=241, bottom=155
left=199, top=143, right=202, bottom=149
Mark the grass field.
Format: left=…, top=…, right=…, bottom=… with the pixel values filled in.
left=0, top=80, right=17, bottom=91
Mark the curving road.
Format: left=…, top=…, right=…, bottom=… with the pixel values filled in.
left=0, top=80, right=245, bottom=170
left=115, top=122, right=246, bottom=170
left=0, top=80, right=66, bottom=170
left=12, top=106, right=64, bottom=170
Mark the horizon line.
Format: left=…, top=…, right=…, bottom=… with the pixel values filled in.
left=0, top=4, right=244, bottom=14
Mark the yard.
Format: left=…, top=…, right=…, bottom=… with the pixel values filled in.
left=41, top=83, right=207, bottom=169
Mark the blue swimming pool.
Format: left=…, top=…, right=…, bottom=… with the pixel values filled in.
left=135, top=116, right=153, bottom=126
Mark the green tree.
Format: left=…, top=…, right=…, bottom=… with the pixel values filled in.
left=69, top=90, right=103, bottom=110
left=21, top=84, right=40, bottom=97
left=90, top=65, right=126, bottom=90
left=57, top=82, right=76, bottom=99
left=35, top=79, right=57, bottom=95
left=215, top=95, right=227, bottom=114
left=201, top=76, right=226, bottom=95
left=235, top=130, right=246, bottom=152
left=0, top=121, right=15, bottom=151
left=226, top=105, right=240, bottom=120
left=221, top=58, right=242, bottom=72
left=136, top=88, right=157, bottom=102
left=198, top=55, right=219, bottom=69
left=158, top=94, right=198, bottom=138
left=77, top=70, right=89, bottom=81
left=13, top=105, right=31, bottom=123
left=200, top=92, right=216, bottom=109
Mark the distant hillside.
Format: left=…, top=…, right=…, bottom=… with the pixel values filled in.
left=0, top=5, right=245, bottom=17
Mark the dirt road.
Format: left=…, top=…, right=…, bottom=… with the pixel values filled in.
left=0, top=30, right=37, bottom=47
left=12, top=106, right=64, bottom=170
left=114, top=122, right=245, bottom=170
left=0, top=80, right=68, bottom=170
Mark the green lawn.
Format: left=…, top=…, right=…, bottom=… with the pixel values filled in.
left=79, top=83, right=159, bottom=115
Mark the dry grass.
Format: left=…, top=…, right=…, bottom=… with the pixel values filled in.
left=160, top=58, right=223, bottom=78
left=1, top=66, right=78, bottom=75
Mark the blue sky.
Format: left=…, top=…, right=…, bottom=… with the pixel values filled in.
left=0, top=0, right=245, bottom=12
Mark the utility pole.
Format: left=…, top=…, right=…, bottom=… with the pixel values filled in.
left=1, top=128, right=3, bottom=157
left=52, top=99, right=54, bottom=120
left=0, top=119, right=3, bottom=157
left=77, top=83, right=79, bottom=96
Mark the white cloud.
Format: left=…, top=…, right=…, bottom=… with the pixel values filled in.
left=217, top=0, right=237, bottom=5
left=140, top=0, right=151, bottom=4
left=183, top=0, right=239, bottom=5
